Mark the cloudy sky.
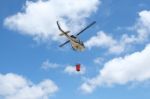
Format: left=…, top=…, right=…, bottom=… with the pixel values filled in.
left=1, top=0, right=150, bottom=99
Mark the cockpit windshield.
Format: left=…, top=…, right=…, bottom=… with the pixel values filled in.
left=78, top=40, right=84, bottom=45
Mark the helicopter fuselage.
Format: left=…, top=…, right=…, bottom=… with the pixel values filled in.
left=64, top=33, right=85, bottom=51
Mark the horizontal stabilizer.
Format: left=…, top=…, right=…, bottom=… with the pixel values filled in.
left=59, top=31, right=70, bottom=36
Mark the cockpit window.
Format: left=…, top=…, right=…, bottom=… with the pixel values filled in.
left=71, top=35, right=76, bottom=39
left=79, top=40, right=84, bottom=45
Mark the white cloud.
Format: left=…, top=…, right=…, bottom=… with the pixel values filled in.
left=118, top=10, right=150, bottom=45
left=85, top=10, right=150, bottom=54
left=85, top=31, right=124, bottom=54
left=80, top=43, right=150, bottom=93
left=123, top=10, right=150, bottom=44
left=4, top=0, right=100, bottom=42
left=94, top=57, right=104, bottom=65
left=85, top=31, right=116, bottom=49
left=64, top=65, right=86, bottom=75
left=134, top=10, right=150, bottom=42
left=41, top=60, right=59, bottom=70
left=0, top=73, right=58, bottom=99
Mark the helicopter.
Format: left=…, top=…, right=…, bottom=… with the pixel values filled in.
left=57, top=21, right=96, bottom=51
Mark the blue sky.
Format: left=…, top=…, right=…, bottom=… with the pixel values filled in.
left=1, top=0, right=150, bottom=99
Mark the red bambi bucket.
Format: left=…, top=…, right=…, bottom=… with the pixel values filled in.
left=76, top=64, right=80, bottom=72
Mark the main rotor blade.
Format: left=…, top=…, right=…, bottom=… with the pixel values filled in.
left=57, top=21, right=65, bottom=33
left=59, top=40, right=70, bottom=47
left=76, top=21, right=96, bottom=36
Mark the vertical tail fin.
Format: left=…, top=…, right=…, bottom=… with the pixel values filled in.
left=57, top=21, right=70, bottom=36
